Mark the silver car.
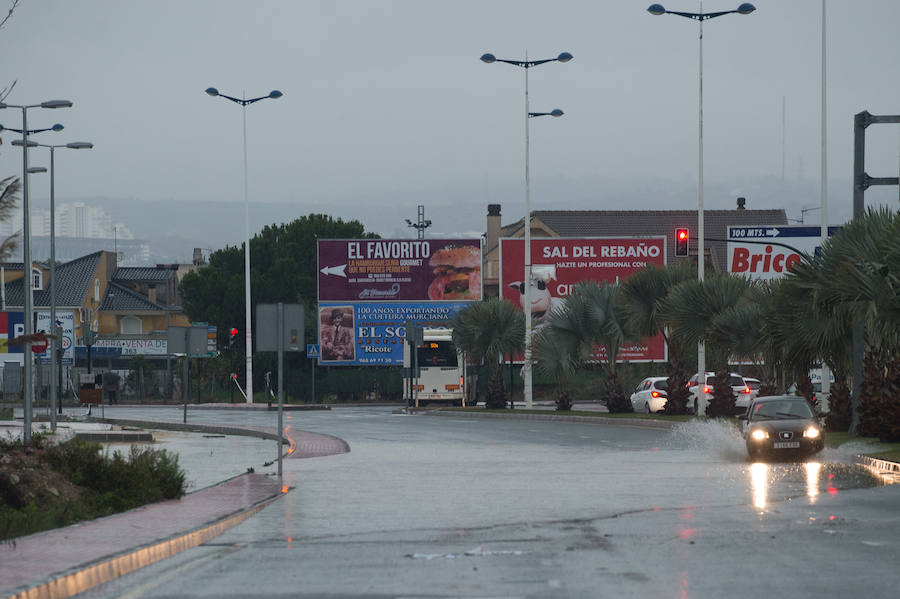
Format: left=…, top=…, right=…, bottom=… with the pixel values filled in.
left=687, top=372, right=757, bottom=415
left=630, top=377, right=669, bottom=413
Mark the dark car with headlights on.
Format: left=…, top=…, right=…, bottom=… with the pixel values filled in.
left=740, top=395, right=824, bottom=461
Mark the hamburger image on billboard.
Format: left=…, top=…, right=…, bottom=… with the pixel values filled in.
left=317, top=239, right=482, bottom=302
left=427, top=244, right=482, bottom=300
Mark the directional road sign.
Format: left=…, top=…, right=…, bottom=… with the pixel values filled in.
left=727, top=224, right=841, bottom=280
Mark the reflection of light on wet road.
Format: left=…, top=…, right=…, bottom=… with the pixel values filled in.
left=678, top=507, right=696, bottom=543
left=284, top=425, right=296, bottom=455
left=805, top=462, right=821, bottom=502
left=750, top=462, right=768, bottom=509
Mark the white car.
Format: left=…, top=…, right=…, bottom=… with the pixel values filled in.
left=630, top=377, right=669, bottom=413
left=687, top=372, right=757, bottom=416
left=744, top=377, right=761, bottom=392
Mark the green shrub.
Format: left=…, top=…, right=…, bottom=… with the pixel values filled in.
left=42, top=439, right=187, bottom=511
left=0, top=499, right=96, bottom=541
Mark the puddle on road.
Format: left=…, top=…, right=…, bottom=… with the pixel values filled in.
left=667, top=419, right=889, bottom=507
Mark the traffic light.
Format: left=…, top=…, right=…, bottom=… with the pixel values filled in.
left=229, top=327, right=239, bottom=346
left=675, top=228, right=689, bottom=257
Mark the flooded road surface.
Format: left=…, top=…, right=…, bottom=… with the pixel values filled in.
left=668, top=419, right=885, bottom=508
left=83, top=406, right=899, bottom=599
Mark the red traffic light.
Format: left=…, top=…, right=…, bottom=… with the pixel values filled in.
left=230, top=327, right=239, bottom=338
left=675, top=228, right=689, bottom=257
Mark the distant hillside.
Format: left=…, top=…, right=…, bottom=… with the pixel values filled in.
left=63, top=174, right=858, bottom=265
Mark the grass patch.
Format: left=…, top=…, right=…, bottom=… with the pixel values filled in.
left=824, top=432, right=900, bottom=462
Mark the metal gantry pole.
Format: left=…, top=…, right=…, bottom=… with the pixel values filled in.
left=849, top=110, right=900, bottom=432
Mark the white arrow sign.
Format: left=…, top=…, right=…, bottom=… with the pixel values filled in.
left=319, top=264, right=347, bottom=278
left=766, top=228, right=780, bottom=237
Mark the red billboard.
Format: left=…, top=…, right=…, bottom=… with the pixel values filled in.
left=318, top=239, right=482, bottom=302
left=500, top=237, right=667, bottom=362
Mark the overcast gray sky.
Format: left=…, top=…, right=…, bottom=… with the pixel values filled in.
left=1, top=0, right=899, bottom=244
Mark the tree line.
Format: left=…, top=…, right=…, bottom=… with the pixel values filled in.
left=451, top=208, right=899, bottom=440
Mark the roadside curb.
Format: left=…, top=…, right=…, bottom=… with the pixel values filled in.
left=855, top=454, right=900, bottom=484
left=2, top=474, right=284, bottom=599
left=88, top=417, right=351, bottom=459
left=88, top=417, right=284, bottom=442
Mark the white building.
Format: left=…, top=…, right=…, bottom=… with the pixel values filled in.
left=0, top=202, right=135, bottom=240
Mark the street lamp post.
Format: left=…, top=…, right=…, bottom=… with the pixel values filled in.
left=0, top=99, right=72, bottom=443
left=647, top=2, right=754, bottom=413
left=205, top=87, right=283, bottom=403
left=14, top=139, right=93, bottom=432
left=481, top=51, right=571, bottom=409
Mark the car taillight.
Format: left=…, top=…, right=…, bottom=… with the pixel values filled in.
left=744, top=386, right=752, bottom=394
left=703, top=386, right=710, bottom=394
left=651, top=391, right=659, bottom=397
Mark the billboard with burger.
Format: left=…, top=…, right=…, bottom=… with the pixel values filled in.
left=318, top=239, right=482, bottom=302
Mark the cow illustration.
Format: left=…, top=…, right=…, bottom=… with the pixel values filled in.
left=508, top=273, right=564, bottom=327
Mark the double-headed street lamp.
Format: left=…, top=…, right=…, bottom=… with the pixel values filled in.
left=13, top=139, right=93, bottom=432
left=647, top=3, right=754, bottom=411
left=205, top=87, right=283, bottom=403
left=0, top=123, right=64, bottom=135
left=0, top=99, right=72, bottom=443
left=481, top=51, right=571, bottom=409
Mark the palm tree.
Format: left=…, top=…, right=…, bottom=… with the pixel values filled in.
left=621, top=262, right=694, bottom=414
left=532, top=321, right=582, bottom=411
left=785, top=207, right=900, bottom=437
left=451, top=298, right=524, bottom=409
left=661, top=273, right=756, bottom=417
left=559, top=281, right=634, bottom=413
left=0, top=176, right=21, bottom=260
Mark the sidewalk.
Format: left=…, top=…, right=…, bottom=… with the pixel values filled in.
left=0, top=417, right=350, bottom=599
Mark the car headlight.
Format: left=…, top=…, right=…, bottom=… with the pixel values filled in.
left=750, top=429, right=769, bottom=441
left=803, top=426, right=821, bottom=439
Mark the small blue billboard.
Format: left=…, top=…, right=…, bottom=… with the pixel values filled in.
left=316, top=301, right=470, bottom=366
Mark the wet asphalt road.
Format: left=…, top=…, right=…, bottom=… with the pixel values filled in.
left=83, top=406, right=899, bottom=598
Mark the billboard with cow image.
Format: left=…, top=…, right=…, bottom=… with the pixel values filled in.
left=500, top=237, right=667, bottom=362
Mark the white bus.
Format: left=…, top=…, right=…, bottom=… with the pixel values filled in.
left=403, top=327, right=469, bottom=407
